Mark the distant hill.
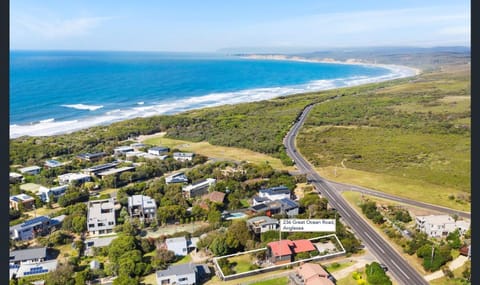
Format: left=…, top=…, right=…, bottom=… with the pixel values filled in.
left=231, top=46, right=470, bottom=70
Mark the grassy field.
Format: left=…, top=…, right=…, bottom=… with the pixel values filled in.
left=143, top=134, right=293, bottom=171
left=324, top=260, right=356, bottom=273
left=336, top=267, right=399, bottom=285
left=173, top=254, right=192, bottom=265
left=204, top=269, right=291, bottom=285
left=298, top=65, right=470, bottom=211
left=250, top=276, right=288, bottom=285
left=227, top=254, right=256, bottom=274
left=315, top=166, right=470, bottom=212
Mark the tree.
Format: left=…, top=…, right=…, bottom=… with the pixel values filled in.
left=207, top=208, right=222, bottom=228
left=210, top=235, right=229, bottom=256
left=365, top=262, right=392, bottom=285
left=226, top=220, right=251, bottom=250
left=113, top=275, right=139, bottom=285
left=152, top=249, right=175, bottom=269
left=108, top=235, right=137, bottom=263
left=45, top=263, right=75, bottom=285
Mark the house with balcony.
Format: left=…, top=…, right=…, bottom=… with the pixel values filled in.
left=416, top=215, right=471, bottom=238
left=247, top=216, right=279, bottom=234
left=258, top=186, right=291, bottom=202
left=10, top=247, right=47, bottom=265
left=182, top=178, right=216, bottom=199
left=87, top=198, right=116, bottom=235
left=128, top=195, right=157, bottom=223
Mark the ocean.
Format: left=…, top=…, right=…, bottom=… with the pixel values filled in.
left=10, top=51, right=414, bottom=138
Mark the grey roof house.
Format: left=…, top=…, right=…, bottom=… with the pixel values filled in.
left=156, top=263, right=210, bottom=285
left=166, top=172, right=189, bottom=184
left=182, top=178, right=216, bottom=199
left=247, top=216, right=279, bottom=234
left=10, top=247, right=47, bottom=265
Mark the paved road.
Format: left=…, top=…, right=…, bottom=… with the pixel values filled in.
left=283, top=104, right=429, bottom=285
left=329, top=181, right=470, bottom=219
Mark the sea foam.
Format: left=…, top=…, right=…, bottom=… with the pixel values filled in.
left=10, top=64, right=417, bottom=138
left=61, top=104, right=104, bottom=111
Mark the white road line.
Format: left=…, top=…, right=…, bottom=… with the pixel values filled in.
left=364, top=232, right=385, bottom=254
left=336, top=204, right=351, bottom=218
left=390, top=258, right=411, bottom=280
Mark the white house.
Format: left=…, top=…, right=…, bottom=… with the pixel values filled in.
left=57, top=173, right=91, bottom=185
left=416, top=215, right=471, bottom=238
left=113, top=146, right=134, bottom=155
left=165, top=172, right=189, bottom=184
left=258, top=186, right=291, bottom=202
left=87, top=199, right=116, bottom=235
left=173, top=152, right=195, bottom=161
left=19, top=166, right=41, bottom=175
left=182, top=178, right=216, bottom=198
left=148, top=146, right=170, bottom=156
left=166, top=236, right=188, bottom=256
left=128, top=195, right=157, bottom=222
left=38, top=185, right=68, bottom=202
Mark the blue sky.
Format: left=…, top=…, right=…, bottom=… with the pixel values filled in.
left=10, top=1, right=470, bottom=52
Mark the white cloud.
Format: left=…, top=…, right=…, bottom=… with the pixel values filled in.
left=437, top=26, right=470, bottom=36
left=13, top=14, right=111, bottom=39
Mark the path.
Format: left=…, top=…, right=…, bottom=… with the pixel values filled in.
left=424, top=255, right=469, bottom=281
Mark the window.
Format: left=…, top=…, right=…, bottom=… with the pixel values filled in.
left=178, top=277, right=188, bottom=281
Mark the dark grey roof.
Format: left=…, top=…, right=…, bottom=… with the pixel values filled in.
left=279, top=198, right=299, bottom=209
left=260, top=186, right=290, bottom=196
left=250, top=204, right=269, bottom=212
left=252, top=196, right=270, bottom=203
left=156, top=263, right=196, bottom=278
left=10, top=247, right=47, bottom=263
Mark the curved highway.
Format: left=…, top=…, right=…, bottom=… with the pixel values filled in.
left=284, top=104, right=429, bottom=285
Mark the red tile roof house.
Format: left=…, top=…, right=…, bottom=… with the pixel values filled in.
left=267, top=239, right=316, bottom=265
left=290, top=263, right=335, bottom=285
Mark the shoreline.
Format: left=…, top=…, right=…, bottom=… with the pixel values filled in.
left=10, top=57, right=420, bottom=139
left=240, top=54, right=422, bottom=77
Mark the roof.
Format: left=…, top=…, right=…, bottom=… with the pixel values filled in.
left=128, top=195, right=156, bottom=208
left=268, top=240, right=294, bottom=256
left=292, top=239, right=316, bottom=253
left=10, top=172, right=23, bottom=178
left=58, top=172, right=90, bottom=181
left=114, top=146, right=134, bottom=151
left=156, top=263, right=196, bottom=278
left=84, top=162, right=119, bottom=173
left=173, top=152, right=194, bottom=157
left=253, top=196, right=270, bottom=203
left=416, top=215, right=454, bottom=224
left=297, top=263, right=329, bottom=279
left=166, top=236, right=187, bottom=248
left=260, top=186, right=290, bottom=196
left=250, top=203, right=269, bottom=212
left=268, top=239, right=316, bottom=257
left=88, top=199, right=115, bottom=221
left=247, top=216, right=278, bottom=226
left=44, top=160, right=63, bottom=167
left=10, top=194, right=34, bottom=202
left=149, top=146, right=169, bottom=152
left=15, top=260, right=58, bottom=278
left=9, top=216, right=50, bottom=232
left=279, top=198, right=299, bottom=209
left=10, top=247, right=47, bottom=263
left=97, top=166, right=135, bottom=176
left=19, top=166, right=41, bottom=173
left=77, top=152, right=106, bottom=159
left=203, top=191, right=225, bottom=203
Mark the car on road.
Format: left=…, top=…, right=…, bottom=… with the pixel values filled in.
left=379, top=263, right=388, bottom=272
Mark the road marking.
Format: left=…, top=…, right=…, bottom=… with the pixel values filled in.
left=390, top=258, right=411, bottom=279
left=336, top=204, right=351, bottom=218
left=364, top=232, right=385, bottom=254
